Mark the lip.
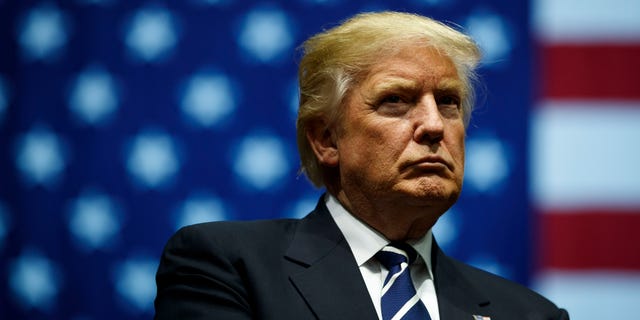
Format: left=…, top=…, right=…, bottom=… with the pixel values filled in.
left=402, top=155, right=452, bottom=172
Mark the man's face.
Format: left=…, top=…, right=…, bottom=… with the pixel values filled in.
left=334, top=46, right=466, bottom=211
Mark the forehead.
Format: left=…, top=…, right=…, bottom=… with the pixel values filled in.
left=361, top=46, right=460, bottom=90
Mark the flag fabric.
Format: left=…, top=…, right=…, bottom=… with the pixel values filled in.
left=0, top=2, right=534, bottom=318
left=4, top=0, right=633, bottom=319
left=531, top=0, right=640, bottom=318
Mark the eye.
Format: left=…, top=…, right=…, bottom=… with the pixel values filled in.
left=437, top=94, right=462, bottom=119
left=374, top=94, right=412, bottom=116
left=437, top=95, right=460, bottom=108
left=379, top=94, right=403, bottom=104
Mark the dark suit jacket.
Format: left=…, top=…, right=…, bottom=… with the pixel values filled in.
left=155, top=198, right=569, bottom=319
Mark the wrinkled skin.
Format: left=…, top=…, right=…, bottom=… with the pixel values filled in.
left=308, top=46, right=466, bottom=241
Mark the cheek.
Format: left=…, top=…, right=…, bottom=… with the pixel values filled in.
left=347, top=118, right=403, bottom=146
left=456, top=139, right=465, bottom=163
left=341, top=123, right=407, bottom=172
left=447, top=127, right=466, bottom=167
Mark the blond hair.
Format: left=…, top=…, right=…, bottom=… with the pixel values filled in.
left=296, top=11, right=481, bottom=187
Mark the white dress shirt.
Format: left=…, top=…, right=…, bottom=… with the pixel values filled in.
left=325, top=194, right=440, bottom=320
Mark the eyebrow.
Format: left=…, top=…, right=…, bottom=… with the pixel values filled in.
left=436, top=78, right=466, bottom=95
left=370, top=77, right=421, bottom=93
left=368, top=76, right=466, bottom=98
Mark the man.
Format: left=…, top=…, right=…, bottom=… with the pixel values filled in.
left=155, top=11, right=569, bottom=319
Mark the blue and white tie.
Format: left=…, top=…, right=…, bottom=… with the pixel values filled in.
left=376, top=244, right=431, bottom=320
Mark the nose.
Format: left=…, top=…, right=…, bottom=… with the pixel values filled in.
left=413, top=95, right=444, bottom=144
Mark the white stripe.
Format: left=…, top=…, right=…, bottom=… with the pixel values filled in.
left=390, top=294, right=421, bottom=320
left=530, top=101, right=640, bottom=210
left=381, top=262, right=409, bottom=296
left=532, top=0, right=640, bottom=42
left=381, top=246, right=410, bottom=258
left=533, top=270, right=640, bottom=320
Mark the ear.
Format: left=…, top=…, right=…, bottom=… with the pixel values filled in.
left=306, top=119, right=339, bottom=167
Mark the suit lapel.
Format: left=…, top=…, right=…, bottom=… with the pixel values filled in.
left=432, top=240, right=492, bottom=319
left=283, top=199, right=494, bottom=320
left=285, top=199, right=378, bottom=320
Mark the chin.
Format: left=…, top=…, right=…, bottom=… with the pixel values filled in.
left=417, top=178, right=458, bottom=194
left=402, top=180, right=461, bottom=205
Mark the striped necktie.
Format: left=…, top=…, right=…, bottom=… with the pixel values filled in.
left=375, top=244, right=431, bottom=320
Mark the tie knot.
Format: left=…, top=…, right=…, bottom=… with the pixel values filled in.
left=375, top=243, right=417, bottom=269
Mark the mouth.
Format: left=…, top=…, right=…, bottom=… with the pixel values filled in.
left=401, top=155, right=453, bottom=173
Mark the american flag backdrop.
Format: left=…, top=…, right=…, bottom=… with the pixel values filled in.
left=531, top=0, right=640, bottom=318
left=0, top=0, right=637, bottom=319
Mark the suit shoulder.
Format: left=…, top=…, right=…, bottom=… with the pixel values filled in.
left=177, top=218, right=298, bottom=238
left=163, top=219, right=299, bottom=255
left=447, top=257, right=565, bottom=316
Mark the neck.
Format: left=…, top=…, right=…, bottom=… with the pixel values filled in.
left=332, top=189, right=444, bottom=241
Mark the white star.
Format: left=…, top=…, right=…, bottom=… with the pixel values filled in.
left=9, top=250, right=60, bottom=310
left=287, top=195, right=318, bottom=219
left=287, top=78, right=299, bottom=119
left=233, top=133, right=289, bottom=190
left=465, top=137, right=510, bottom=193
left=175, top=193, right=226, bottom=229
left=465, top=11, right=512, bottom=65
left=181, top=73, right=236, bottom=127
left=468, top=254, right=510, bottom=278
left=432, top=208, right=459, bottom=250
left=15, top=127, right=66, bottom=187
left=238, top=8, right=293, bottom=63
left=114, top=257, right=157, bottom=312
left=68, top=191, right=121, bottom=251
left=69, top=67, right=119, bottom=126
left=126, top=130, right=180, bottom=189
left=18, top=5, right=68, bottom=61
left=125, top=8, right=177, bottom=62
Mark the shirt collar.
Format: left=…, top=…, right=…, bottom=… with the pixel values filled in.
left=325, top=194, right=434, bottom=278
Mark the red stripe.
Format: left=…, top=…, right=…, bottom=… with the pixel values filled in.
left=537, top=210, right=640, bottom=270
left=539, top=44, right=640, bottom=100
